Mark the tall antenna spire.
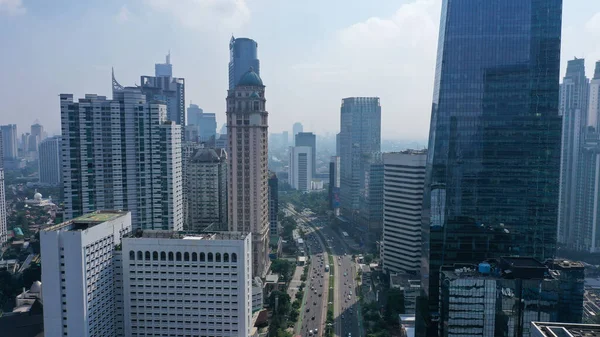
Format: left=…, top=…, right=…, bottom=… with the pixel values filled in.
left=166, top=50, right=171, bottom=65
left=112, top=67, right=124, bottom=93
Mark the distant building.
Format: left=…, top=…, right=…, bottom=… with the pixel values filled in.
left=60, top=90, right=183, bottom=230
left=0, top=124, right=18, bottom=159
left=181, top=141, right=204, bottom=228
left=187, top=103, right=217, bottom=143
left=155, top=51, right=173, bottom=77
left=0, top=133, right=6, bottom=245
left=295, top=132, right=316, bottom=175
left=329, top=156, right=341, bottom=214
left=558, top=58, right=589, bottom=249
left=439, top=257, right=584, bottom=337
left=289, top=146, right=313, bottom=192
left=381, top=151, right=426, bottom=275
left=229, top=36, right=260, bottom=90
left=268, top=172, right=279, bottom=236
left=41, top=211, right=132, bottom=337
left=136, top=54, right=186, bottom=139
left=359, top=152, right=383, bottom=241
left=338, top=97, right=381, bottom=227
left=38, top=136, right=61, bottom=185
left=185, top=148, right=228, bottom=232
left=292, top=122, right=303, bottom=137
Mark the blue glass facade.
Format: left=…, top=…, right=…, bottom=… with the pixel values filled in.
left=419, top=1, right=563, bottom=335
left=228, top=37, right=260, bottom=90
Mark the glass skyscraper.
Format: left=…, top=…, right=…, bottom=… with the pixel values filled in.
left=419, top=1, right=563, bottom=335
left=228, top=37, right=260, bottom=90
left=338, top=97, right=381, bottom=237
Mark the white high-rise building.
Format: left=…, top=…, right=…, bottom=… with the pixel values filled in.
left=60, top=89, right=183, bottom=230
left=40, top=210, right=132, bottom=337
left=0, top=124, right=18, bottom=159
left=122, top=230, right=253, bottom=337
left=226, top=68, right=270, bottom=278
left=0, top=134, right=6, bottom=245
left=288, top=146, right=313, bottom=192
left=380, top=150, right=426, bottom=275
left=39, top=136, right=61, bottom=185
left=186, top=148, right=228, bottom=232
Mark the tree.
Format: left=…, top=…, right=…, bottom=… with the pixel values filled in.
left=384, top=288, right=405, bottom=325
left=270, top=259, right=294, bottom=283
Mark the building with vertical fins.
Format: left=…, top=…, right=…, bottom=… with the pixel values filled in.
left=419, top=1, right=563, bottom=335
left=38, top=136, right=62, bottom=186
left=60, top=88, right=183, bottom=230
left=558, top=58, right=589, bottom=248
left=229, top=37, right=260, bottom=90
left=226, top=67, right=270, bottom=278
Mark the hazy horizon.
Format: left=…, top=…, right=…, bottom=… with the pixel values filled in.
left=1, top=0, right=599, bottom=140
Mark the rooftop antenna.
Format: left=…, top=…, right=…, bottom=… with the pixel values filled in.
left=166, top=50, right=171, bottom=65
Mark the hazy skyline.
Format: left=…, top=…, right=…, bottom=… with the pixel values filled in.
left=1, top=0, right=599, bottom=140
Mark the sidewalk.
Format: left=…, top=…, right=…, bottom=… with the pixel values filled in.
left=288, top=265, right=304, bottom=300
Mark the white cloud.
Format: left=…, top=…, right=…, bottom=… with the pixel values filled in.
left=116, top=5, right=130, bottom=23
left=144, top=0, right=250, bottom=31
left=0, top=0, right=26, bottom=15
left=585, top=12, right=600, bottom=35
left=283, top=0, right=441, bottom=139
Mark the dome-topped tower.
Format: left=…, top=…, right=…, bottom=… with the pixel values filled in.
left=237, top=67, right=263, bottom=87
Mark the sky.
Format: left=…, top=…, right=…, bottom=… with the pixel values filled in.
left=1, top=0, right=599, bottom=141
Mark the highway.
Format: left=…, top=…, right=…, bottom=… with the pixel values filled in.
left=294, top=210, right=330, bottom=337
left=288, top=205, right=362, bottom=337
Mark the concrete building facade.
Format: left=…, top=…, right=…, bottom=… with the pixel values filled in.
left=226, top=68, right=270, bottom=278
left=122, top=231, right=253, bottom=337
left=40, top=211, right=132, bottom=337
left=295, top=132, right=316, bottom=176
left=186, top=148, right=228, bottom=232
left=380, top=151, right=426, bottom=275
left=288, top=146, right=313, bottom=192
left=60, top=90, right=183, bottom=230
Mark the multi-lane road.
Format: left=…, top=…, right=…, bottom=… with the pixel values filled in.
left=288, top=205, right=363, bottom=337
left=296, top=212, right=329, bottom=337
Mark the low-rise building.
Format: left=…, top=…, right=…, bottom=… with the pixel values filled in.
left=530, top=322, right=600, bottom=336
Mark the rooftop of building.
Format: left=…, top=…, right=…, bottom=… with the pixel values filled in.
left=44, top=210, right=128, bottom=232
left=390, top=273, right=421, bottom=289
left=237, top=67, right=263, bottom=87
left=531, top=322, right=600, bottom=336
left=126, top=229, right=248, bottom=241
left=189, top=148, right=225, bottom=163
left=441, top=256, right=557, bottom=280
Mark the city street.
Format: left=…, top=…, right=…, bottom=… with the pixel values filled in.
left=288, top=204, right=362, bottom=337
